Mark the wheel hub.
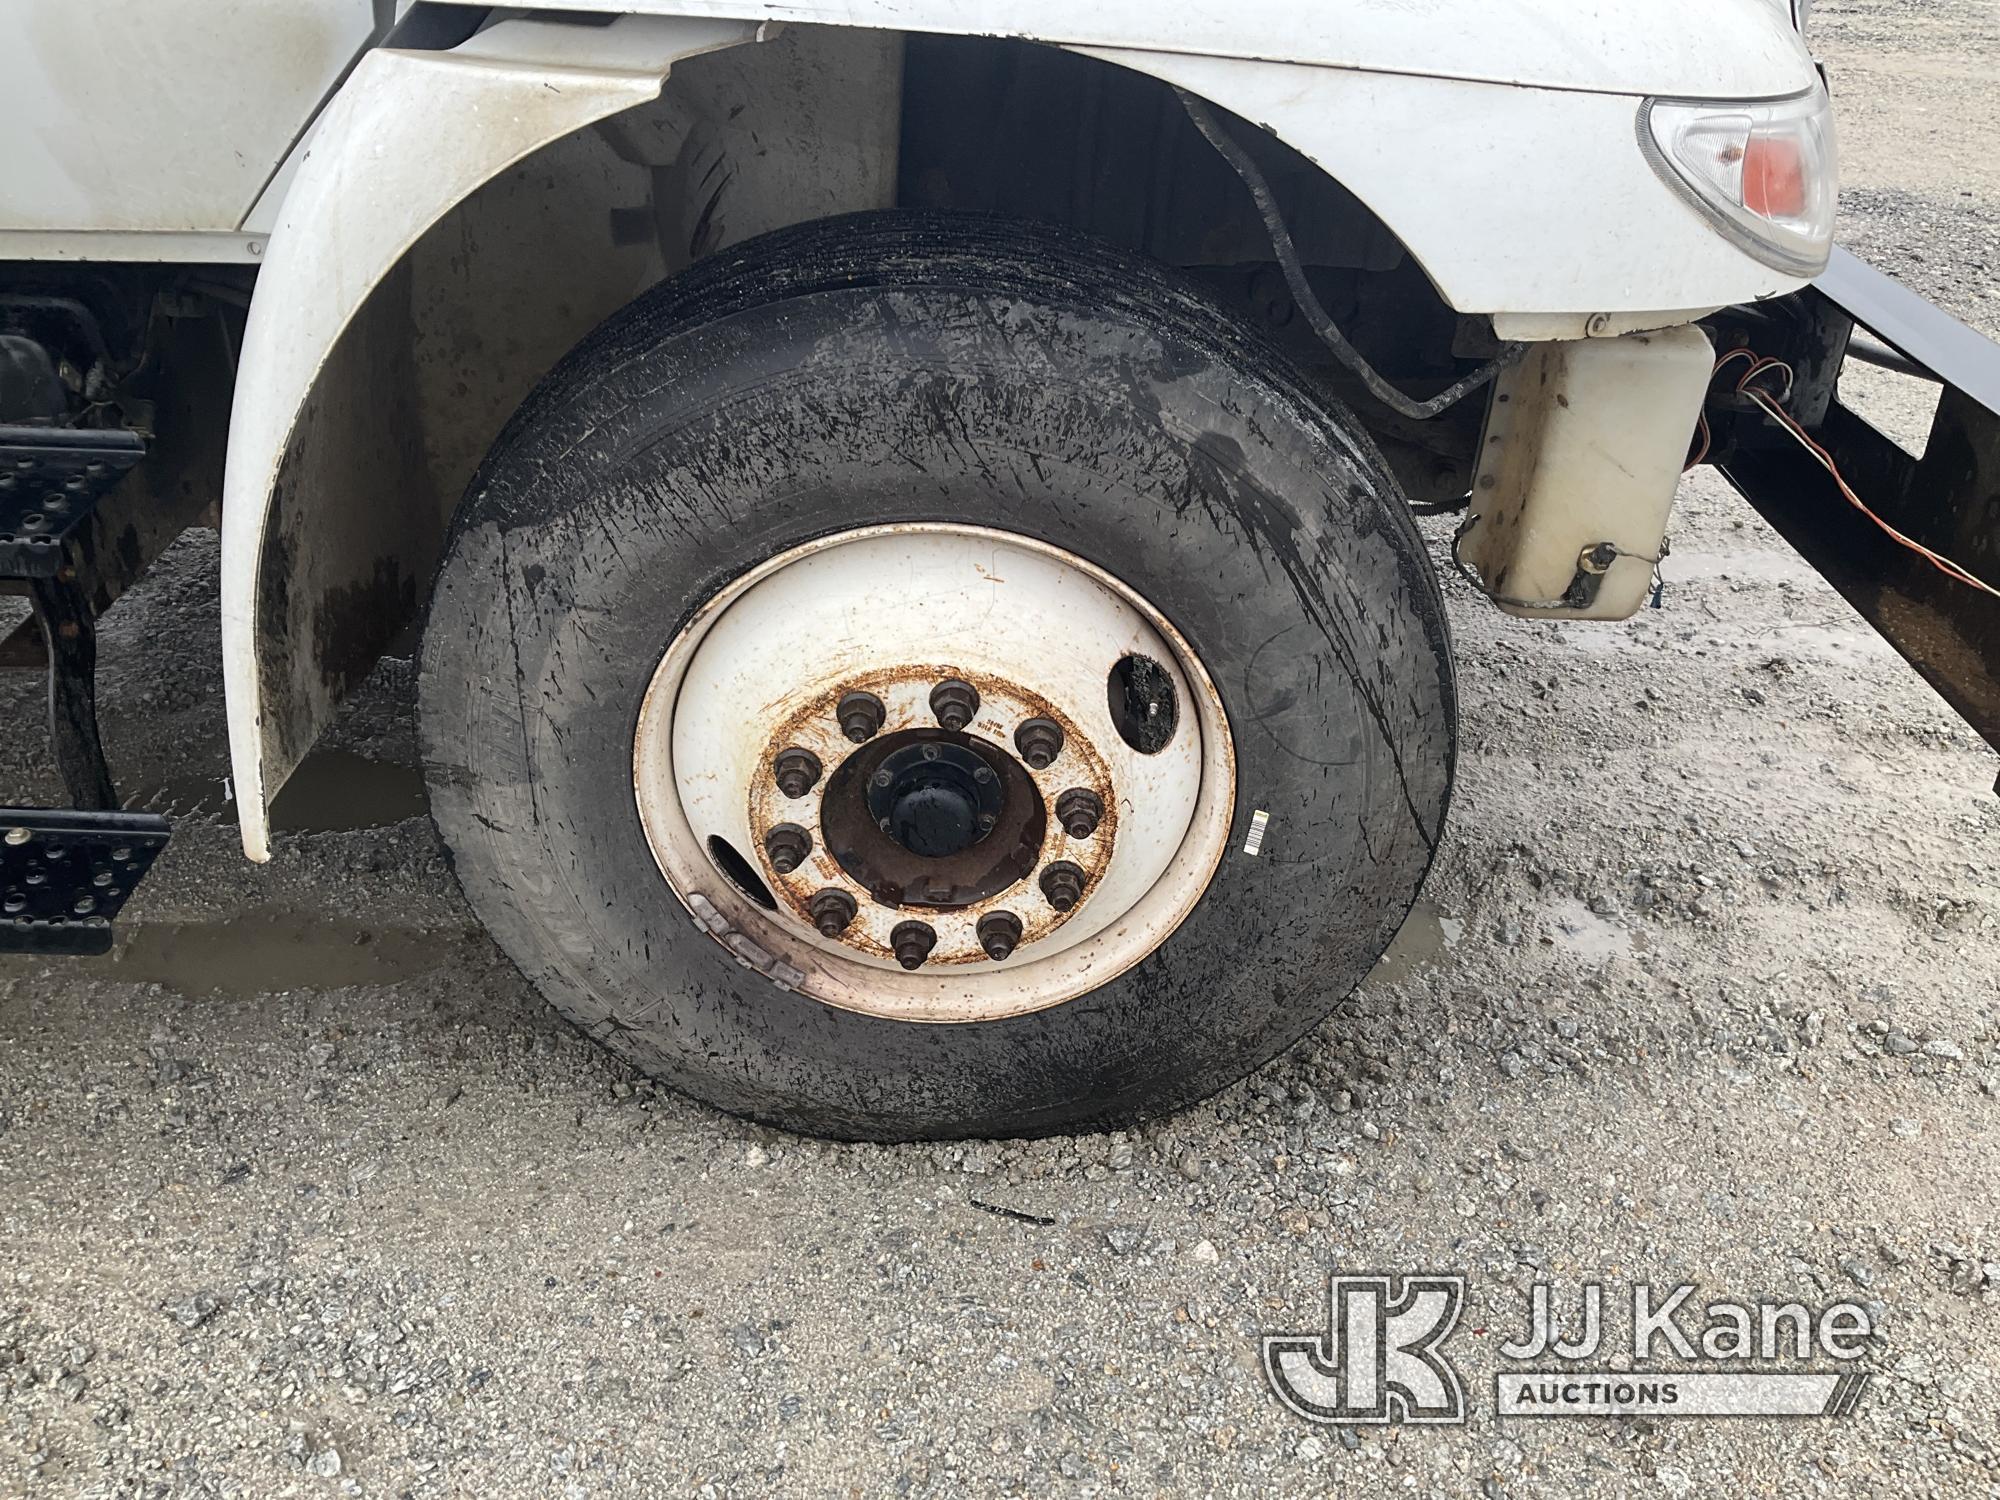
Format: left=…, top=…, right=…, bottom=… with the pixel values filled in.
left=632, top=525, right=1236, bottom=1022
left=748, top=668, right=1116, bottom=966
left=866, top=735, right=1006, bottom=862
left=821, top=728, right=1044, bottom=907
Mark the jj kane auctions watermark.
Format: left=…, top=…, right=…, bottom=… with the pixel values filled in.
left=1263, top=1274, right=1875, bottom=1425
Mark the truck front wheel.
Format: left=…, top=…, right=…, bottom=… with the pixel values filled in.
left=418, top=212, right=1455, bottom=1140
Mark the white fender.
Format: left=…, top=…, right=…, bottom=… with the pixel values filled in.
left=220, top=14, right=759, bottom=859
left=510, top=0, right=1816, bottom=99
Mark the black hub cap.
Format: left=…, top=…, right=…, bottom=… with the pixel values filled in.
left=820, top=728, right=1046, bottom=909
left=866, top=740, right=1005, bottom=859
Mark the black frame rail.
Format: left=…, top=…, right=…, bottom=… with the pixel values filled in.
left=1716, top=248, right=2000, bottom=770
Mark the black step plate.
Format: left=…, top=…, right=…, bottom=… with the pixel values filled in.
left=0, top=808, right=170, bottom=955
left=0, top=425, right=146, bottom=578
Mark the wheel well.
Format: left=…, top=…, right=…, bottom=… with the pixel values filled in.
left=217, top=19, right=1484, bottom=852
left=895, top=35, right=1490, bottom=502
left=397, top=27, right=1483, bottom=544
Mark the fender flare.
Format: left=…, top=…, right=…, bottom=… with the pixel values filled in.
left=221, top=16, right=1803, bottom=859
left=220, top=14, right=759, bottom=858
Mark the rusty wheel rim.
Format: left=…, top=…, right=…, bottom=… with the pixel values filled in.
left=632, top=525, right=1235, bottom=1023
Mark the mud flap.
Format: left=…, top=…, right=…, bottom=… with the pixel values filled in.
left=1715, top=248, right=2000, bottom=768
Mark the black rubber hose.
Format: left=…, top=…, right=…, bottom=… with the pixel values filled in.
left=1177, top=90, right=1520, bottom=422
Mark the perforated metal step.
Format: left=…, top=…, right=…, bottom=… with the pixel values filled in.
left=0, top=425, right=145, bottom=579
left=0, top=808, right=170, bottom=955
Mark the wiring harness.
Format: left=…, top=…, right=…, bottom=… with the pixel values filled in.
left=1700, top=347, right=2000, bottom=600
left=1177, top=90, right=1521, bottom=422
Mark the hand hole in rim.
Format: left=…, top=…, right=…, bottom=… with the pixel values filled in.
left=705, top=834, right=777, bottom=910
left=1107, top=653, right=1179, bottom=755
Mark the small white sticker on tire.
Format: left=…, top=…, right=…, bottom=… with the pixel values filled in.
left=1243, top=809, right=1270, bottom=856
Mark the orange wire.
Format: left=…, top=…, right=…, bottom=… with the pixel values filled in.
left=1715, top=350, right=2000, bottom=600
left=1685, top=411, right=1713, bottom=471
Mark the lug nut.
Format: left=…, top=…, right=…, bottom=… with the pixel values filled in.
left=977, top=910, right=1023, bottom=962
left=1014, top=717, right=1065, bottom=769
left=890, top=919, right=938, bottom=970
left=1055, top=787, right=1103, bottom=839
left=808, top=888, right=857, bottom=937
left=772, top=746, right=822, bottom=798
left=929, top=679, right=980, bottom=732
left=1039, top=860, right=1087, bottom=913
left=764, top=823, right=812, bottom=874
left=837, top=690, right=886, bottom=743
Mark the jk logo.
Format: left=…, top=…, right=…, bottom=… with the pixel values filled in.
left=1262, top=1274, right=1469, bottom=1425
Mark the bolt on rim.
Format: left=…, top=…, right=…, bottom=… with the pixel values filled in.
left=632, top=524, right=1236, bottom=1023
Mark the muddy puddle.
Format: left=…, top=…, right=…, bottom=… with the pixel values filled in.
left=1540, top=897, right=1641, bottom=962
left=127, top=749, right=428, bottom=832
left=1366, top=900, right=1462, bottom=988
left=1365, top=894, right=1645, bottom=991
left=103, top=909, right=479, bottom=997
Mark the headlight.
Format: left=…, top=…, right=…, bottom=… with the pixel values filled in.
left=1640, top=89, right=1838, bottom=278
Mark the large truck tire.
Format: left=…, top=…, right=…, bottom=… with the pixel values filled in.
left=418, top=211, right=1456, bottom=1141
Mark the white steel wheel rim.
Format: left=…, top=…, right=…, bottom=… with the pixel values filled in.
left=632, top=524, right=1235, bottom=1023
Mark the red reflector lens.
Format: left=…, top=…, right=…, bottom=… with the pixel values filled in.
left=1742, top=135, right=1806, bottom=219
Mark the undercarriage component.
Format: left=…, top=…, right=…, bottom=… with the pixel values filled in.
left=0, top=424, right=171, bottom=953
left=1714, top=248, right=2000, bottom=764
left=0, top=426, right=145, bottom=579
left=1, top=426, right=149, bottom=812
left=1460, top=326, right=1714, bottom=619
left=0, top=809, right=169, bottom=956
left=0, top=424, right=173, bottom=952
left=28, top=568, right=118, bottom=812
left=0, top=335, right=63, bottom=422
left=0, top=277, right=242, bottom=670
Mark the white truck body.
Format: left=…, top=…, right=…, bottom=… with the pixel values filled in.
left=0, top=1, right=1832, bottom=857
left=2, top=0, right=1820, bottom=317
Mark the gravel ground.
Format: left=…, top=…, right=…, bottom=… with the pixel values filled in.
left=4, top=6, right=1999, bottom=1497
